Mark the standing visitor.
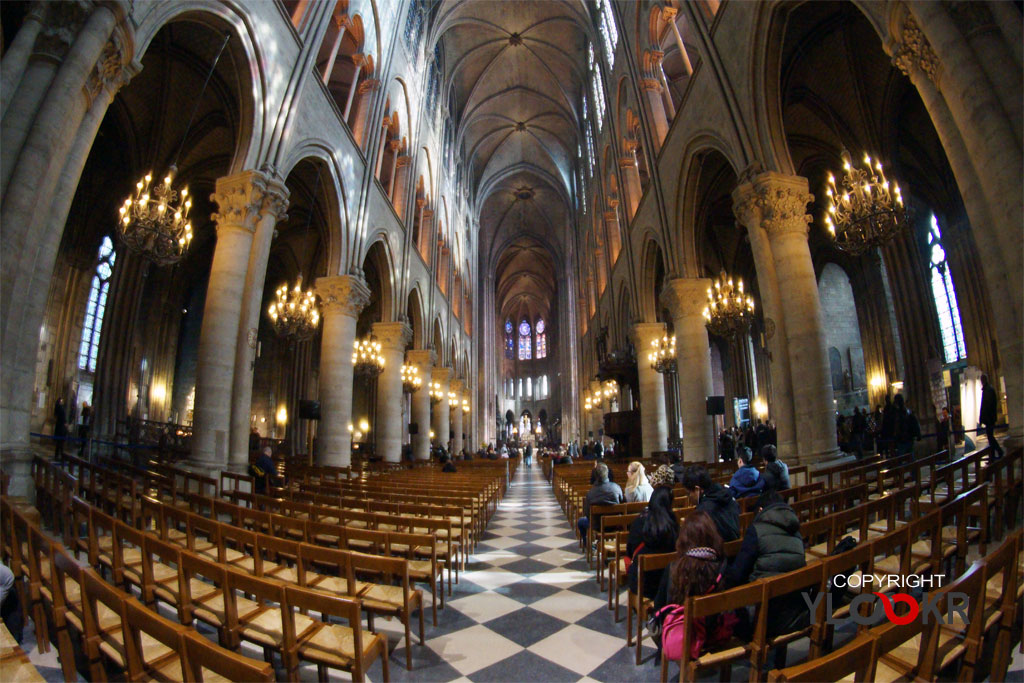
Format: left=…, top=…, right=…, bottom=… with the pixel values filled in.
left=936, top=406, right=951, bottom=455
left=53, top=397, right=68, bottom=461
left=979, top=374, right=1004, bottom=457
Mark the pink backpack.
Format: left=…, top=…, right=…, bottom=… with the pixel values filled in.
left=655, top=575, right=737, bottom=661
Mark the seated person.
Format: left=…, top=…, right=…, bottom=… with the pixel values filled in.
left=576, top=463, right=624, bottom=538
left=626, top=467, right=679, bottom=597
left=651, top=512, right=732, bottom=661
left=727, top=447, right=765, bottom=499
left=682, top=465, right=741, bottom=542
left=0, top=562, right=23, bottom=644
left=440, top=455, right=457, bottom=473
left=249, top=446, right=279, bottom=495
left=624, top=461, right=654, bottom=503
left=725, top=490, right=807, bottom=665
left=760, top=445, right=790, bottom=491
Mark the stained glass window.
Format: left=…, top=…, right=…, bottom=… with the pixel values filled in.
left=79, top=236, right=116, bottom=373
left=505, top=320, right=513, bottom=359
left=596, top=0, right=618, bottom=69
left=518, top=320, right=532, bottom=360
left=928, top=215, right=966, bottom=363
left=535, top=318, right=547, bottom=359
left=588, top=44, right=606, bottom=131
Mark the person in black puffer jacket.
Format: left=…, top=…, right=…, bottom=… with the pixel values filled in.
left=725, top=490, right=807, bottom=667
left=681, top=465, right=740, bottom=542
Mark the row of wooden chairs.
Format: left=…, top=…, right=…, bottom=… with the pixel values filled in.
left=3, top=500, right=279, bottom=682
left=767, top=530, right=1023, bottom=683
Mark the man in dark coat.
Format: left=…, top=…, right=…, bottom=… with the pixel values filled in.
left=681, top=465, right=740, bottom=541
left=577, top=463, right=623, bottom=538
left=979, top=374, right=1003, bottom=457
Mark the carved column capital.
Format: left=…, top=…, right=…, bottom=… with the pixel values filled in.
left=660, top=277, right=713, bottom=320
left=640, top=78, right=664, bottom=92
left=396, top=155, right=413, bottom=168
left=33, top=0, right=92, bottom=63
left=432, top=366, right=453, bottom=384
left=371, top=321, right=412, bottom=350
left=85, top=23, right=140, bottom=104
left=450, top=378, right=465, bottom=395
left=660, top=6, right=678, bottom=21
left=888, top=12, right=940, bottom=85
left=358, top=78, right=381, bottom=94
left=405, top=348, right=436, bottom=368
left=630, top=321, right=667, bottom=348
left=732, top=171, right=813, bottom=239
left=315, top=275, right=370, bottom=317
left=211, top=170, right=289, bottom=235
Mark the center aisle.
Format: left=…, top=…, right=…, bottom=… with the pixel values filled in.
left=384, top=461, right=651, bottom=682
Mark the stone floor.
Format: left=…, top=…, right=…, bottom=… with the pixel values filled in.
left=13, top=460, right=1024, bottom=681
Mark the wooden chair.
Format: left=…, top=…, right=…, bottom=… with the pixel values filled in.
left=608, top=529, right=630, bottom=620
left=768, top=633, right=877, bottom=682
left=218, top=523, right=260, bottom=574
left=964, top=530, right=1020, bottom=682
left=121, top=595, right=191, bottom=681
left=178, top=549, right=254, bottom=649
left=182, top=629, right=275, bottom=682
left=225, top=567, right=315, bottom=664
left=662, top=580, right=763, bottom=683
left=389, top=529, right=442, bottom=623
left=80, top=568, right=134, bottom=680
left=12, top=509, right=50, bottom=652
left=50, top=544, right=85, bottom=682
left=283, top=584, right=389, bottom=682
left=628, top=551, right=675, bottom=664
left=349, top=550, right=425, bottom=670
left=812, top=542, right=872, bottom=656
left=750, top=563, right=826, bottom=675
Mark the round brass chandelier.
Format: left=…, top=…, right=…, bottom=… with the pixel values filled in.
left=267, top=276, right=320, bottom=341
left=428, top=381, right=444, bottom=405
left=116, top=33, right=230, bottom=266
left=401, top=364, right=422, bottom=393
left=824, top=150, right=908, bottom=256
left=703, top=271, right=755, bottom=337
left=648, top=334, right=677, bottom=375
left=352, top=337, right=385, bottom=377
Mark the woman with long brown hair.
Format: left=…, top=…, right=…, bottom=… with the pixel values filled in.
left=650, top=512, right=734, bottom=661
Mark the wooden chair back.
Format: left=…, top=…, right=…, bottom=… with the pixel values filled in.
left=183, top=629, right=274, bottom=682
left=768, top=633, right=877, bottom=682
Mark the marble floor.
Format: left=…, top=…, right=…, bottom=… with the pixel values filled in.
left=13, top=461, right=1024, bottom=682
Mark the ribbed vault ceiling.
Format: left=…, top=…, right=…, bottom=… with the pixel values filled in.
left=433, top=0, right=589, bottom=314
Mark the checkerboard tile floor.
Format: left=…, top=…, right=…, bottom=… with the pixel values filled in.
left=17, top=462, right=1024, bottom=681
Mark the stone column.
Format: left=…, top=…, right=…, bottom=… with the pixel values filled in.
left=733, top=179, right=798, bottom=458
left=885, top=11, right=1022, bottom=438
left=391, top=155, right=411, bottom=219
left=315, top=275, right=370, bottom=467
left=406, top=349, right=434, bottom=460
left=639, top=51, right=670, bottom=144
left=341, top=56, right=364, bottom=120
left=746, top=172, right=838, bottom=461
left=0, top=2, right=45, bottom=121
left=192, top=172, right=279, bottom=469
left=228, top=174, right=288, bottom=467
left=431, top=366, right=452, bottom=450
left=450, top=378, right=464, bottom=455
left=620, top=149, right=643, bottom=219
left=372, top=321, right=411, bottom=463
left=319, top=14, right=348, bottom=84
left=662, top=278, right=716, bottom=462
left=349, top=77, right=379, bottom=147
left=630, top=324, right=665, bottom=458
left=661, top=7, right=694, bottom=75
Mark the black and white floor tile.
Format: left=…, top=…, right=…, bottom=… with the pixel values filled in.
left=15, top=461, right=1024, bottom=682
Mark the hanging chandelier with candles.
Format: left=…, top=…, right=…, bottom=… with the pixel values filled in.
left=824, top=150, right=908, bottom=256
left=352, top=336, right=385, bottom=377
left=602, top=380, right=619, bottom=405
left=116, top=33, right=230, bottom=266
left=703, top=271, right=755, bottom=338
left=648, top=334, right=677, bottom=374
left=461, top=398, right=470, bottom=414
left=583, top=393, right=593, bottom=412
left=267, top=276, right=320, bottom=341
left=401, top=364, right=422, bottom=393
left=428, top=381, right=444, bottom=405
